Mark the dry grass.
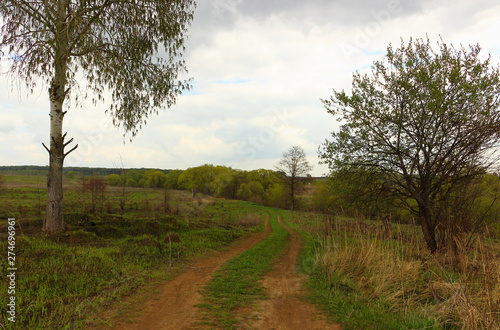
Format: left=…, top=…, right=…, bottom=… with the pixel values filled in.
left=291, top=213, right=500, bottom=329
left=234, top=213, right=263, bottom=228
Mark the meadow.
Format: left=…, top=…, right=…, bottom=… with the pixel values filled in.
left=1, top=172, right=499, bottom=329
left=287, top=212, right=500, bottom=329
left=0, top=173, right=264, bottom=329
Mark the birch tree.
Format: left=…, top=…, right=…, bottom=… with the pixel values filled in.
left=1, top=0, right=196, bottom=233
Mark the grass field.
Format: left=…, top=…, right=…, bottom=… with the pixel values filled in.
left=0, top=174, right=265, bottom=329
left=1, top=173, right=499, bottom=329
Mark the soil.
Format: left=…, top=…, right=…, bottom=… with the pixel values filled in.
left=106, top=213, right=341, bottom=329
left=246, top=216, right=341, bottom=330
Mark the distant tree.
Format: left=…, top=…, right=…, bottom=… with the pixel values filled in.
left=126, top=170, right=140, bottom=182
left=124, top=170, right=140, bottom=187
left=177, top=165, right=215, bottom=196
left=320, top=37, right=500, bottom=253
left=209, top=166, right=236, bottom=198
left=106, top=174, right=122, bottom=186
left=80, top=176, right=106, bottom=213
left=275, top=146, right=313, bottom=210
left=66, top=171, right=75, bottom=179
left=164, top=170, right=184, bottom=190
left=316, top=167, right=401, bottom=220
left=264, top=182, right=289, bottom=209
left=144, top=170, right=167, bottom=188
left=220, top=169, right=246, bottom=199
left=0, top=0, right=196, bottom=233
left=237, top=181, right=265, bottom=203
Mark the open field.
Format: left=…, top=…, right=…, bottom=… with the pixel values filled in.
left=0, top=174, right=265, bottom=329
left=1, top=173, right=500, bottom=329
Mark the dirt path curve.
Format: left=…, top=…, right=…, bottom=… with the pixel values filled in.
left=112, top=215, right=271, bottom=330
left=249, top=215, right=341, bottom=330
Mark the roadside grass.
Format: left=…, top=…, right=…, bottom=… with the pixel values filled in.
left=198, top=209, right=290, bottom=329
left=0, top=174, right=264, bottom=329
left=284, top=212, right=500, bottom=329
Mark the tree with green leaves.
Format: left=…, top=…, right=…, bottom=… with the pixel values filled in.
left=177, top=164, right=215, bottom=196
left=1, top=0, right=196, bottom=233
left=164, top=169, right=183, bottom=189
left=314, top=167, right=400, bottom=219
left=143, top=169, right=167, bottom=188
left=275, top=146, right=313, bottom=210
left=320, top=37, right=500, bottom=252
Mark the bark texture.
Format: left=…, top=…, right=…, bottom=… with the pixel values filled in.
left=43, top=78, right=67, bottom=233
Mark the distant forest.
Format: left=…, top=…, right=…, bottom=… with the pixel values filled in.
left=0, top=165, right=172, bottom=177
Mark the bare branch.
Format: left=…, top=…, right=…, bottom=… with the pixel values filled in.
left=64, top=144, right=78, bottom=158
left=42, top=142, right=50, bottom=154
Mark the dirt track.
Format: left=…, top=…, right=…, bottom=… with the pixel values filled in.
left=110, top=213, right=340, bottom=329
left=248, top=216, right=340, bottom=330
left=111, top=215, right=272, bottom=330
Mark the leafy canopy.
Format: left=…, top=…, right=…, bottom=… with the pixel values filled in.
left=320, top=37, right=500, bottom=200
left=0, top=0, right=196, bottom=135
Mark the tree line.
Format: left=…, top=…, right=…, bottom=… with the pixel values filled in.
left=0, top=165, right=171, bottom=177
left=105, top=146, right=314, bottom=209
left=106, top=165, right=306, bottom=209
left=313, top=168, right=500, bottom=230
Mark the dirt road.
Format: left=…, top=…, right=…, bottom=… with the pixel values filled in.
left=248, top=216, right=340, bottom=330
left=111, top=215, right=271, bottom=330
left=110, top=213, right=340, bottom=329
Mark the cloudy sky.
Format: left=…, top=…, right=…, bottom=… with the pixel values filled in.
left=1, top=0, right=500, bottom=176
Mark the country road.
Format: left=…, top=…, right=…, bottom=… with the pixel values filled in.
left=105, top=213, right=339, bottom=329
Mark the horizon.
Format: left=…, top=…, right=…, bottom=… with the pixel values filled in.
left=0, top=164, right=329, bottom=178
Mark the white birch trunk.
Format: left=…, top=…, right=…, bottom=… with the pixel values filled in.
left=43, top=2, right=71, bottom=233
left=44, top=94, right=65, bottom=233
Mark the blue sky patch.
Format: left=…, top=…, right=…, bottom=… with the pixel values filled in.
left=215, top=78, right=250, bottom=84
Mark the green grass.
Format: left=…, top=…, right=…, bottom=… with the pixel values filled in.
left=0, top=175, right=265, bottom=329
left=0, top=221, right=257, bottom=329
left=198, top=208, right=290, bottom=329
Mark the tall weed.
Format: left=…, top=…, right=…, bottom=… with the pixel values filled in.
left=291, top=213, right=500, bottom=328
